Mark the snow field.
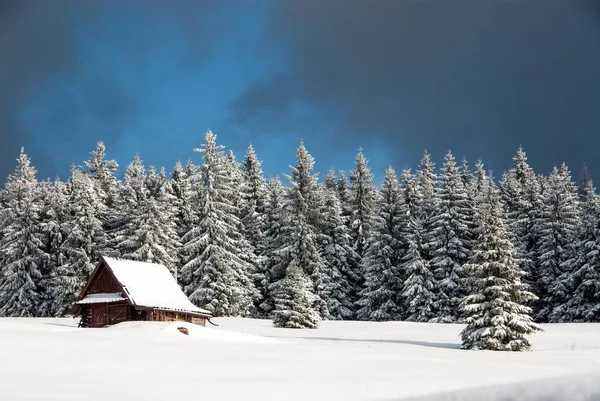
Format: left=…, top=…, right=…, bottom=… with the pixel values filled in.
left=1, top=318, right=599, bottom=401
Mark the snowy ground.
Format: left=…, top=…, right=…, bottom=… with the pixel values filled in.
left=1, top=318, right=599, bottom=401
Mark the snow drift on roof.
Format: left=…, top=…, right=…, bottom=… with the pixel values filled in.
left=77, top=293, right=126, bottom=304
left=102, top=256, right=211, bottom=315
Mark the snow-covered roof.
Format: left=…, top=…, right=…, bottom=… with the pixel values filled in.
left=102, top=256, right=211, bottom=316
left=77, top=293, right=126, bottom=304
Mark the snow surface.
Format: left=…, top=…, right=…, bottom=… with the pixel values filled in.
left=1, top=318, right=599, bottom=401
left=76, top=292, right=126, bottom=304
left=102, top=256, right=211, bottom=315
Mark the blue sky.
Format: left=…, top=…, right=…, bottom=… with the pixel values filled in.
left=2, top=0, right=600, bottom=183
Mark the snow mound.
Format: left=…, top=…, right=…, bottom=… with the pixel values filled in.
left=104, top=320, right=282, bottom=344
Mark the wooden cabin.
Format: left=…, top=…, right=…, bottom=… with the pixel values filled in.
left=70, top=256, right=212, bottom=328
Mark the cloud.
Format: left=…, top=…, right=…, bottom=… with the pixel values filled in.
left=230, top=0, right=600, bottom=178
left=0, top=0, right=232, bottom=180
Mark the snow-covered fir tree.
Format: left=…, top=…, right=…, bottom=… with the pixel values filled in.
left=111, top=155, right=147, bottom=256
left=272, top=141, right=328, bottom=318
left=0, top=149, right=46, bottom=317
left=49, top=167, right=106, bottom=316
left=500, top=148, right=544, bottom=301
left=336, top=170, right=352, bottom=218
left=460, top=181, right=541, bottom=351
left=240, top=145, right=269, bottom=316
left=535, top=164, right=581, bottom=322
left=317, top=180, right=360, bottom=320
left=122, top=166, right=181, bottom=276
left=259, top=175, right=288, bottom=316
left=401, top=217, right=436, bottom=322
left=83, top=141, right=119, bottom=208
left=37, top=178, right=69, bottom=316
left=416, top=151, right=438, bottom=262
left=563, top=175, right=600, bottom=321
left=271, top=259, right=320, bottom=329
left=349, top=149, right=376, bottom=260
left=357, top=166, right=405, bottom=321
left=180, top=131, right=255, bottom=316
left=428, top=151, right=473, bottom=322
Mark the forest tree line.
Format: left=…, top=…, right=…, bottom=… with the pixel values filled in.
left=0, top=131, right=597, bottom=330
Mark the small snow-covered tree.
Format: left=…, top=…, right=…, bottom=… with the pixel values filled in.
left=271, top=259, right=320, bottom=329
left=0, top=148, right=46, bottom=317
left=357, top=166, right=405, bottom=321
left=460, top=181, right=541, bottom=351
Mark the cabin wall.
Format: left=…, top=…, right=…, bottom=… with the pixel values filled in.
left=85, top=302, right=130, bottom=328
left=88, top=264, right=122, bottom=294
left=149, top=310, right=207, bottom=327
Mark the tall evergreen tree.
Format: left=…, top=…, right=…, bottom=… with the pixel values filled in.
left=272, top=142, right=328, bottom=318
left=535, top=164, right=580, bottom=322
left=180, top=131, right=255, bottom=316
left=240, top=145, right=269, bottom=316
left=260, top=176, right=288, bottom=316
left=37, top=178, right=69, bottom=316
left=416, top=151, right=438, bottom=262
left=460, top=181, right=541, bottom=351
left=357, top=167, right=405, bottom=321
left=0, top=149, right=46, bottom=317
left=428, top=151, right=472, bottom=322
left=318, top=182, right=360, bottom=320
left=401, top=217, right=436, bottom=322
left=50, top=168, right=105, bottom=316
left=564, top=176, right=600, bottom=321
left=349, top=149, right=376, bottom=260
left=83, top=141, right=119, bottom=208
left=500, top=147, right=544, bottom=300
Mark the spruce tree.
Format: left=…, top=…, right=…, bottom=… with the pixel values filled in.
left=260, top=176, right=288, bottom=315
left=349, top=149, right=376, bottom=260
left=180, top=131, right=255, bottom=316
left=564, top=176, right=600, bottom=321
left=416, top=151, right=438, bottom=262
left=240, top=145, right=269, bottom=316
left=0, top=149, right=46, bottom=317
left=535, top=164, right=580, bottom=322
left=357, top=166, right=404, bottom=321
left=500, top=148, right=543, bottom=301
left=83, top=141, right=119, bottom=208
left=37, top=178, right=69, bottom=316
left=271, top=259, right=320, bottom=329
left=119, top=166, right=181, bottom=276
left=401, top=218, right=436, bottom=322
left=50, top=168, right=105, bottom=316
left=317, top=182, right=360, bottom=320
left=460, top=181, right=541, bottom=351
left=272, top=141, right=329, bottom=318
left=428, top=151, right=472, bottom=322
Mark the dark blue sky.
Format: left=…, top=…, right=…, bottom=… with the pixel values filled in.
left=1, top=0, right=600, bottom=183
